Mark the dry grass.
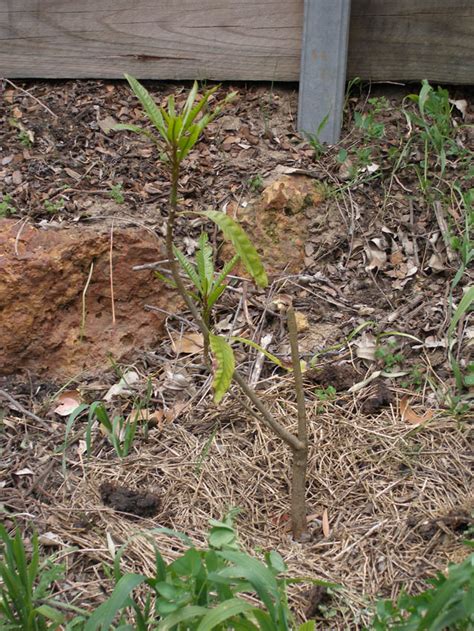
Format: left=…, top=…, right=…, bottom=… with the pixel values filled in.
left=2, top=371, right=471, bottom=628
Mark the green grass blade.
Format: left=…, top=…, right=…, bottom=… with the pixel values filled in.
left=61, top=403, right=89, bottom=474
left=209, top=334, right=235, bottom=404
left=196, top=598, right=256, bottom=631
left=156, top=605, right=207, bottom=630
left=448, top=286, right=474, bottom=337
left=201, top=210, right=268, bottom=288
left=84, top=573, right=146, bottom=631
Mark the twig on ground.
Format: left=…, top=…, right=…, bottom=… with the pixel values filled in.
left=1, top=77, right=59, bottom=118
left=0, top=388, right=51, bottom=429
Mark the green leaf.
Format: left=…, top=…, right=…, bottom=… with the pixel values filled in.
left=231, top=337, right=287, bottom=370
left=84, top=573, right=146, bottom=631
left=180, top=81, right=199, bottom=131
left=35, top=604, right=65, bottom=624
left=448, top=286, right=474, bottom=337
left=216, top=551, right=280, bottom=618
left=113, top=123, right=159, bottom=145
left=207, top=254, right=240, bottom=310
left=201, top=210, right=268, bottom=288
left=298, top=621, right=316, bottom=631
left=251, top=609, right=277, bottom=631
left=196, top=233, right=214, bottom=296
left=208, top=528, right=237, bottom=549
left=267, top=550, right=286, bottom=574
left=155, top=582, right=179, bottom=600
left=181, top=85, right=218, bottom=132
left=124, top=74, right=168, bottom=142
left=173, top=245, right=202, bottom=293
left=196, top=598, right=256, bottom=631
left=156, top=605, right=207, bottom=630
left=171, top=547, right=203, bottom=577
left=209, top=334, right=235, bottom=404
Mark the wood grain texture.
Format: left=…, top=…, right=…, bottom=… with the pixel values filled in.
left=0, top=0, right=303, bottom=80
left=348, top=0, right=474, bottom=83
left=0, top=0, right=473, bottom=83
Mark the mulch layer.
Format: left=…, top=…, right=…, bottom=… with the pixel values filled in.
left=0, top=77, right=473, bottom=628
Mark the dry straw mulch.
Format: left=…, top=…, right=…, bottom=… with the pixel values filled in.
left=3, top=375, right=471, bottom=629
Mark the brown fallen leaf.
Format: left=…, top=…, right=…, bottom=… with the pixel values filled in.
left=294, top=311, right=309, bottom=333
left=322, top=508, right=330, bottom=538
left=170, top=331, right=204, bottom=355
left=164, top=402, right=187, bottom=423
left=400, top=396, right=435, bottom=425
left=53, top=390, right=83, bottom=416
left=126, top=408, right=164, bottom=428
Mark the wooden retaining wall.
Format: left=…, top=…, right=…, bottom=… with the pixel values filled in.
left=0, top=0, right=473, bottom=83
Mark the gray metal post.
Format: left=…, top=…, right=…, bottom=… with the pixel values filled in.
left=297, top=0, right=351, bottom=145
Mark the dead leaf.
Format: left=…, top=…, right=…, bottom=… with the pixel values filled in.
left=126, top=408, right=164, bottom=427
left=294, top=311, right=309, bottom=333
left=64, top=167, right=82, bottom=181
left=98, top=115, right=118, bottom=134
left=355, top=332, right=377, bottom=361
left=170, top=331, right=204, bottom=355
left=427, top=253, right=445, bottom=272
left=400, top=396, right=435, bottom=425
left=104, top=370, right=140, bottom=401
left=338, top=158, right=353, bottom=181
left=39, top=532, right=64, bottom=547
left=449, top=98, right=467, bottom=118
left=12, top=170, right=22, bottom=185
left=54, top=390, right=83, bottom=416
left=322, top=508, right=330, bottom=537
left=14, top=468, right=35, bottom=476
left=164, top=402, right=187, bottom=423
left=365, top=245, right=387, bottom=271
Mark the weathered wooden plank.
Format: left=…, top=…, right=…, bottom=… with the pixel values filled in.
left=0, top=0, right=303, bottom=80
left=347, top=0, right=474, bottom=83
left=298, top=0, right=350, bottom=144
left=0, top=0, right=473, bottom=83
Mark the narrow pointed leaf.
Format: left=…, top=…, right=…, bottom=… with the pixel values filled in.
left=201, top=211, right=268, bottom=288
left=85, top=573, right=146, bottom=631
left=196, top=233, right=214, bottom=296
left=196, top=598, right=256, bottom=631
left=209, top=334, right=235, bottom=403
left=173, top=245, right=202, bottom=293
left=113, top=124, right=159, bottom=145
left=448, top=286, right=474, bottom=336
left=181, top=81, right=199, bottom=131
left=124, top=74, right=168, bottom=141
left=156, top=605, right=207, bottom=630
left=231, top=336, right=287, bottom=370
left=208, top=254, right=240, bottom=309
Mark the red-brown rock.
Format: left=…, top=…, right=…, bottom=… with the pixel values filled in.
left=226, top=175, right=324, bottom=276
left=0, top=219, right=179, bottom=379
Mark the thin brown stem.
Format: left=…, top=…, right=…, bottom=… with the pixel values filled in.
left=287, top=307, right=308, bottom=540
left=232, top=371, right=304, bottom=452
left=164, top=151, right=303, bottom=478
